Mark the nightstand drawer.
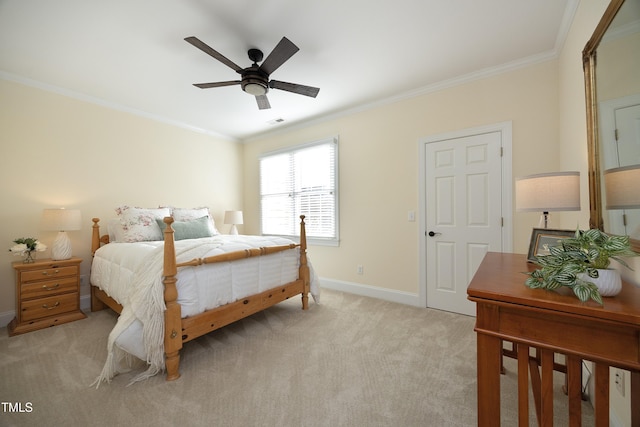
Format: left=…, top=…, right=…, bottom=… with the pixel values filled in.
left=20, top=293, right=79, bottom=322
left=21, top=277, right=78, bottom=299
left=21, top=265, right=78, bottom=283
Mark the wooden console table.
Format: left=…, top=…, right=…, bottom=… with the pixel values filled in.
left=467, top=252, right=640, bottom=426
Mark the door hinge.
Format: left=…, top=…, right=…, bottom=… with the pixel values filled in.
left=500, top=147, right=503, bottom=157
left=615, top=128, right=619, bottom=141
left=501, top=217, right=504, bottom=227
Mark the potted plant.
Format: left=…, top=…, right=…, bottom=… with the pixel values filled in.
left=9, top=237, right=47, bottom=263
left=525, top=228, right=638, bottom=304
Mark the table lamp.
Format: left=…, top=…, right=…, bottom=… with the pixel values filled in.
left=41, top=208, right=82, bottom=260
left=604, top=165, right=640, bottom=210
left=515, top=171, right=580, bottom=228
left=224, top=210, right=243, bottom=235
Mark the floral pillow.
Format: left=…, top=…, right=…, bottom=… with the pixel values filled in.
left=116, top=206, right=171, bottom=242
left=172, top=207, right=219, bottom=235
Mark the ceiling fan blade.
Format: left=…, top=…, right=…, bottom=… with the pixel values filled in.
left=184, top=36, right=243, bottom=72
left=269, top=80, right=320, bottom=98
left=256, top=94, right=271, bottom=110
left=259, top=37, right=299, bottom=76
left=193, top=81, right=241, bottom=89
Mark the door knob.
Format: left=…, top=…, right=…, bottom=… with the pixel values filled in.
left=428, top=231, right=441, bottom=237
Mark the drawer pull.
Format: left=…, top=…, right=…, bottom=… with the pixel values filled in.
left=42, top=301, right=60, bottom=310
left=42, top=283, right=60, bottom=291
left=41, top=269, right=60, bottom=276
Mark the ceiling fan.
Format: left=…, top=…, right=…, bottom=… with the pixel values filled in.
left=184, top=36, right=320, bottom=110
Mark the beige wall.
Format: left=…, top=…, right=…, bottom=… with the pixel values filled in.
left=243, top=59, right=564, bottom=298
left=0, top=79, right=244, bottom=315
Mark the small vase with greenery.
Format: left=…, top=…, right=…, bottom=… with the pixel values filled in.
left=9, top=237, right=47, bottom=263
left=525, top=229, right=638, bottom=304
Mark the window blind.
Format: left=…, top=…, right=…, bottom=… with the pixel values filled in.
left=260, top=137, right=338, bottom=243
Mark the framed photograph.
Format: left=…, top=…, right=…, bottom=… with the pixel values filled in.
left=527, top=228, right=575, bottom=262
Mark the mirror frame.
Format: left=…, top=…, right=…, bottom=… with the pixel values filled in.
left=583, top=0, right=640, bottom=252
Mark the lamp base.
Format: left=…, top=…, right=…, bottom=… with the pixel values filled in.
left=51, top=231, right=73, bottom=260
left=229, top=225, right=238, bottom=235
left=538, top=212, right=551, bottom=229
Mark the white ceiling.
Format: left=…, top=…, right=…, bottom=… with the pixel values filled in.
left=0, top=0, right=576, bottom=141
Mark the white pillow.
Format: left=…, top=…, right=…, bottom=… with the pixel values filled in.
left=172, top=207, right=219, bottom=235
left=107, top=218, right=126, bottom=243
left=116, top=206, right=171, bottom=242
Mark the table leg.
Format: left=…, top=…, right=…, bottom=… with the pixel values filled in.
left=477, top=332, right=502, bottom=426
left=631, top=370, right=640, bottom=427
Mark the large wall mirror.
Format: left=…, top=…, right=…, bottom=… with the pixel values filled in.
left=584, top=0, right=640, bottom=252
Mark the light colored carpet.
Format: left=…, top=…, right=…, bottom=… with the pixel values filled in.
left=0, top=288, right=593, bottom=426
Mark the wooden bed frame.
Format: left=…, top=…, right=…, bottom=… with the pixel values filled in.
left=90, top=215, right=310, bottom=381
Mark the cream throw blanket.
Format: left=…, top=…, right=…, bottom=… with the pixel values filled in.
left=93, top=238, right=224, bottom=387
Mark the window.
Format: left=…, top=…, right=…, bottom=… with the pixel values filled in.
left=259, top=137, right=339, bottom=245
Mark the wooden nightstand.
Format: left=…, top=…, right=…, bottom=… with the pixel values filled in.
left=8, top=257, right=87, bottom=336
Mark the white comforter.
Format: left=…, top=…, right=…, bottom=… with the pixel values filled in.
left=91, top=235, right=317, bottom=385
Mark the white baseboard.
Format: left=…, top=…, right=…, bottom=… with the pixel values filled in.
left=319, top=277, right=422, bottom=307
left=0, top=310, right=14, bottom=328
left=80, top=294, right=91, bottom=312
left=0, top=295, right=93, bottom=328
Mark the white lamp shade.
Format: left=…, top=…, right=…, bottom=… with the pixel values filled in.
left=41, top=208, right=82, bottom=231
left=605, top=165, right=640, bottom=209
left=224, top=210, right=244, bottom=225
left=224, top=210, right=243, bottom=235
left=515, top=172, right=580, bottom=212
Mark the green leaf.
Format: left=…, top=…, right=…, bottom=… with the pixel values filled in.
left=525, top=277, right=543, bottom=289
left=573, top=284, right=591, bottom=302
left=590, top=290, right=603, bottom=305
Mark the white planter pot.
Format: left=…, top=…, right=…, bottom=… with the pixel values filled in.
left=579, top=269, right=622, bottom=297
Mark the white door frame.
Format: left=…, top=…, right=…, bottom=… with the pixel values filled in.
left=417, top=121, right=513, bottom=308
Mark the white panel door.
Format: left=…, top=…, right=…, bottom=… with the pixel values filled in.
left=600, top=97, right=640, bottom=238
left=425, top=131, right=503, bottom=316
left=613, top=104, right=640, bottom=238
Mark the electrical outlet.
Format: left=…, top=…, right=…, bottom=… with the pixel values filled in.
left=80, top=275, right=88, bottom=287
left=357, top=265, right=363, bottom=275
left=614, top=369, right=625, bottom=396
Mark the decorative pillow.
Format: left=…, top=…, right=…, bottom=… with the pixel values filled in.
left=156, top=216, right=215, bottom=241
left=172, top=207, right=219, bottom=235
left=116, top=206, right=171, bottom=243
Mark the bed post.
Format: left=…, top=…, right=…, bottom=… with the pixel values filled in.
left=91, top=218, right=101, bottom=255
left=299, top=215, right=310, bottom=310
left=162, top=217, right=182, bottom=381
left=90, top=218, right=107, bottom=312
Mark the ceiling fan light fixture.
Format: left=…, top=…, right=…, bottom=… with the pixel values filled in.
left=186, top=36, right=319, bottom=110
left=243, top=82, right=267, bottom=96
